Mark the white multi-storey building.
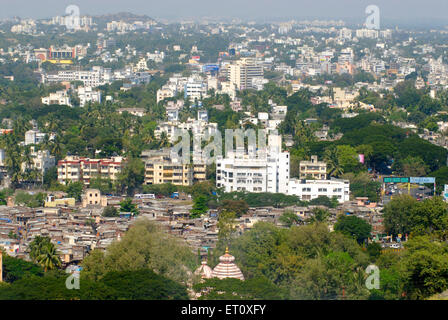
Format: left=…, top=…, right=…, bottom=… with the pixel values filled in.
left=42, top=91, right=72, bottom=106
left=288, top=178, right=350, bottom=203
left=25, top=130, right=47, bottom=146
left=216, top=134, right=290, bottom=194
left=21, top=148, right=56, bottom=176
left=77, top=87, right=102, bottom=107
left=43, top=67, right=112, bottom=88
left=229, top=57, right=264, bottom=90
left=184, top=77, right=208, bottom=101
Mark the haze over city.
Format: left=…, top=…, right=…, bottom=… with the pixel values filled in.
left=1, top=0, right=448, bottom=26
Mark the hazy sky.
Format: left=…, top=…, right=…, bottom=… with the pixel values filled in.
left=1, top=0, right=448, bottom=25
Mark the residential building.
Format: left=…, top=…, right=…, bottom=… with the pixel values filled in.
left=288, top=178, right=350, bottom=203
left=43, top=67, right=112, bottom=88
left=42, top=91, right=72, bottom=106
left=57, top=156, right=125, bottom=186
left=81, top=189, right=108, bottom=207
left=216, top=134, right=290, bottom=193
left=229, top=57, right=264, bottom=90
left=141, top=149, right=206, bottom=186
left=21, top=148, right=55, bottom=176
left=77, top=87, right=102, bottom=107
left=299, top=155, right=327, bottom=180
left=24, top=130, right=47, bottom=146
left=184, top=77, right=208, bottom=101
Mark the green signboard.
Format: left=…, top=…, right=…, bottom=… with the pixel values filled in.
left=383, top=177, right=409, bottom=183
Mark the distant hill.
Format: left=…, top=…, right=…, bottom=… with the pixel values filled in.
left=94, top=12, right=156, bottom=23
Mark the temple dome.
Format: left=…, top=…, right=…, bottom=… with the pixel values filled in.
left=194, top=261, right=213, bottom=279
left=211, top=248, right=245, bottom=281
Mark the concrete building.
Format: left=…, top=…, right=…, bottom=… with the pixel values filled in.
left=42, top=91, right=72, bottom=106
left=184, top=77, right=208, bottom=101
left=216, top=134, right=290, bottom=193
left=229, top=58, right=264, bottom=90
left=57, top=156, right=125, bottom=186
left=82, top=189, right=108, bottom=207
left=21, top=148, right=55, bottom=176
left=77, top=87, right=102, bottom=107
left=299, top=155, right=327, bottom=180
left=288, top=178, right=350, bottom=203
left=141, top=149, right=206, bottom=186
left=25, top=130, right=47, bottom=146
left=43, top=67, right=112, bottom=88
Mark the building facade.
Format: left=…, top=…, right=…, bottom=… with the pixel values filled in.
left=57, top=156, right=125, bottom=186
left=216, top=134, right=290, bottom=193
left=299, top=155, right=327, bottom=180
left=288, top=178, right=350, bottom=203
left=141, top=149, right=206, bottom=186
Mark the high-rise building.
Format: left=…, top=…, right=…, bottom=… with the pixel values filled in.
left=216, top=134, right=290, bottom=193
left=229, top=58, right=264, bottom=90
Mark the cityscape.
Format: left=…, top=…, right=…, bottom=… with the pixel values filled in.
left=1, top=0, right=448, bottom=305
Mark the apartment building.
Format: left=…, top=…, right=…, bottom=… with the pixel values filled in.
left=141, top=149, right=206, bottom=186
left=77, top=87, right=102, bottom=107
left=288, top=178, right=350, bottom=203
left=184, top=77, right=208, bottom=101
left=299, top=155, right=327, bottom=180
left=42, top=90, right=72, bottom=106
left=22, top=148, right=55, bottom=176
left=216, top=134, right=290, bottom=193
left=228, top=57, right=264, bottom=90
left=43, top=67, right=112, bottom=88
left=25, top=130, right=47, bottom=145
left=57, top=156, right=125, bottom=186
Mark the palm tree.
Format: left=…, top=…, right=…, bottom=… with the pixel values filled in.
left=36, top=242, right=62, bottom=272
left=158, top=132, right=171, bottom=148
left=50, top=137, right=63, bottom=160
left=29, top=236, right=51, bottom=262
left=22, top=146, right=34, bottom=171
left=306, top=208, right=330, bottom=224
left=4, top=135, right=23, bottom=188
left=324, top=147, right=344, bottom=178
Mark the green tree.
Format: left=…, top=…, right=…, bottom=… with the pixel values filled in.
left=279, top=210, right=302, bottom=227
left=334, top=215, right=372, bottom=244
left=219, top=200, right=248, bottom=218
left=383, top=195, right=417, bottom=236
left=103, top=206, right=119, bottom=217
left=66, top=181, right=84, bottom=201
left=119, top=198, right=139, bottom=215
left=35, top=242, right=62, bottom=272
left=117, top=157, right=145, bottom=196
left=81, top=219, right=196, bottom=284
left=190, top=195, right=209, bottom=218
left=217, top=211, right=237, bottom=243
left=306, top=207, right=331, bottom=224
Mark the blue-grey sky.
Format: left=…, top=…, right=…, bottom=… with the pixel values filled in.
left=1, top=0, right=448, bottom=25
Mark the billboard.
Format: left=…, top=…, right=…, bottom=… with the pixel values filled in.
left=383, top=177, right=435, bottom=184
left=202, top=64, right=219, bottom=73
left=409, top=177, right=435, bottom=184
left=383, top=177, right=409, bottom=183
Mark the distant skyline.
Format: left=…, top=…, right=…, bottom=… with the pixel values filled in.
left=2, top=0, right=448, bottom=27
